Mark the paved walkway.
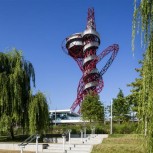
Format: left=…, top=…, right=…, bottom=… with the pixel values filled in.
left=40, top=134, right=108, bottom=153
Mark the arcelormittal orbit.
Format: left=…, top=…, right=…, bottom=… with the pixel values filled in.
left=62, top=8, right=119, bottom=112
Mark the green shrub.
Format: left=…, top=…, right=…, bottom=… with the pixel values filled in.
left=113, top=122, right=138, bottom=134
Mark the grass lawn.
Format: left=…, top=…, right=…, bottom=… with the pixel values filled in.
left=91, top=134, right=145, bottom=153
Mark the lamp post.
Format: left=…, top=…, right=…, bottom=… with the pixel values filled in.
left=110, top=99, right=113, bottom=134
left=62, top=133, right=66, bottom=152
left=91, top=126, right=95, bottom=138
left=83, top=127, right=86, bottom=138
left=80, top=130, right=83, bottom=143
left=36, top=134, right=40, bottom=153
left=68, top=129, right=72, bottom=145
left=20, top=146, right=24, bottom=153
left=55, top=108, right=57, bottom=126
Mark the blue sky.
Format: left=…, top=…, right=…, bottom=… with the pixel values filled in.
left=0, top=0, right=143, bottom=110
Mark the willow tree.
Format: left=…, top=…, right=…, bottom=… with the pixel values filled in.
left=132, top=0, right=153, bottom=49
left=0, top=49, right=35, bottom=139
left=29, top=91, right=49, bottom=134
left=133, top=0, right=153, bottom=152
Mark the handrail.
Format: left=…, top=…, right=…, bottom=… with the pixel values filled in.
left=18, top=135, right=36, bottom=147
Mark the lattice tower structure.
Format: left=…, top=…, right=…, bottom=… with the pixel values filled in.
left=62, top=8, right=119, bottom=112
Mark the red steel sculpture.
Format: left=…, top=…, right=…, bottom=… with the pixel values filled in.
left=62, top=8, right=119, bottom=112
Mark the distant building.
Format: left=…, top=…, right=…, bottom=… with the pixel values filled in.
left=49, top=109, right=86, bottom=124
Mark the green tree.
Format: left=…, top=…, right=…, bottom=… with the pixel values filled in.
left=80, top=92, right=104, bottom=123
left=0, top=49, right=35, bottom=139
left=127, top=66, right=143, bottom=113
left=29, top=91, right=49, bottom=134
left=133, top=0, right=153, bottom=152
left=113, top=89, right=130, bottom=123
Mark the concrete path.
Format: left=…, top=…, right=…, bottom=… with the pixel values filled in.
left=39, top=134, right=108, bottom=153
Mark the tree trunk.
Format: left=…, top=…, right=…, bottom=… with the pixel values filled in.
left=10, top=124, right=14, bottom=139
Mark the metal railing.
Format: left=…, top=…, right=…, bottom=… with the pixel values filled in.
left=18, top=134, right=40, bottom=153
left=18, top=135, right=36, bottom=147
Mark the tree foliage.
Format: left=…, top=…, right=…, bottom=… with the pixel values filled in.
left=29, top=91, right=49, bottom=134
left=80, top=92, right=104, bottom=123
left=140, top=38, right=153, bottom=152
left=113, top=89, right=130, bottom=123
left=127, top=66, right=143, bottom=112
left=132, top=0, right=153, bottom=49
left=0, top=49, right=35, bottom=138
left=132, top=0, right=153, bottom=152
left=0, top=49, right=50, bottom=138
